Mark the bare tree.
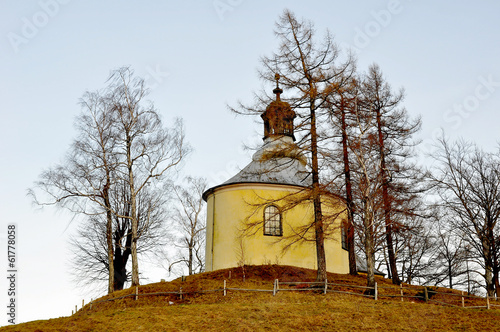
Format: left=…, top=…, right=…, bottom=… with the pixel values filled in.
left=347, top=90, right=386, bottom=291
left=231, top=9, right=354, bottom=281
left=30, top=90, right=119, bottom=293
left=322, top=63, right=425, bottom=290
left=325, top=77, right=359, bottom=275
left=361, top=64, right=422, bottom=285
left=392, top=213, right=433, bottom=285
left=69, top=181, right=168, bottom=292
left=430, top=137, right=500, bottom=296
left=169, top=176, right=207, bottom=276
left=104, top=67, right=189, bottom=286
left=421, top=211, right=469, bottom=289
left=30, top=66, right=189, bottom=291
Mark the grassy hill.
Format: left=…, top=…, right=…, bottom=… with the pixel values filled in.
left=2, top=265, right=500, bottom=331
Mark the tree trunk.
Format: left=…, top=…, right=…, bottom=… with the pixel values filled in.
left=113, top=247, right=127, bottom=291
left=365, top=247, right=375, bottom=292
left=127, top=135, right=140, bottom=287
left=311, top=104, right=327, bottom=282
left=384, top=248, right=392, bottom=280
left=466, top=258, right=471, bottom=294
left=114, top=224, right=132, bottom=291
left=130, top=194, right=139, bottom=286
left=364, top=203, right=376, bottom=293
left=103, top=182, right=114, bottom=294
left=494, top=258, right=500, bottom=298
left=490, top=227, right=500, bottom=297
left=485, top=265, right=495, bottom=297
left=448, top=260, right=453, bottom=289
left=340, top=97, right=357, bottom=275
left=188, top=242, right=193, bottom=276
left=482, top=236, right=495, bottom=297
left=375, top=108, right=400, bottom=285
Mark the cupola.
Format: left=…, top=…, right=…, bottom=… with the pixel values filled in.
left=261, top=74, right=296, bottom=141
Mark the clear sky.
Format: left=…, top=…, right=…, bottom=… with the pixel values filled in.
left=1, top=0, right=500, bottom=325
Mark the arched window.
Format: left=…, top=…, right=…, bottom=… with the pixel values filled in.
left=263, top=205, right=282, bottom=236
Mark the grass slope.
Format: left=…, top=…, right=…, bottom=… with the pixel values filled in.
left=2, top=265, right=499, bottom=331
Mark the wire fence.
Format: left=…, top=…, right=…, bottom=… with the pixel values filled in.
left=72, top=279, right=500, bottom=314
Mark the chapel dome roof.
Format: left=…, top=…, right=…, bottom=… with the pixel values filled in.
left=222, top=135, right=309, bottom=186
left=202, top=136, right=311, bottom=201
left=202, top=76, right=309, bottom=201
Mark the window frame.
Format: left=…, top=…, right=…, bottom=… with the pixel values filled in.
left=263, top=205, right=282, bottom=236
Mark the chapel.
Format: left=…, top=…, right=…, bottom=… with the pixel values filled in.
left=203, top=77, right=349, bottom=273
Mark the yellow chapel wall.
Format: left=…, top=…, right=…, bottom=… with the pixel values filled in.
left=205, top=183, right=349, bottom=274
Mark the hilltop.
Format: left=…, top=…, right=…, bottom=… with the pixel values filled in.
left=2, top=265, right=500, bottom=331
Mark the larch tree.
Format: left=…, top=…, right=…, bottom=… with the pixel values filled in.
left=324, top=63, right=426, bottom=288
left=325, top=76, right=360, bottom=275
left=232, top=9, right=355, bottom=281
left=360, top=64, right=422, bottom=285
left=347, top=87, right=385, bottom=291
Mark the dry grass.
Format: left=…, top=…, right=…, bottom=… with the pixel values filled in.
left=2, top=265, right=500, bottom=331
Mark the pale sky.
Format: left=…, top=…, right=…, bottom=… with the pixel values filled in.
left=1, top=0, right=500, bottom=325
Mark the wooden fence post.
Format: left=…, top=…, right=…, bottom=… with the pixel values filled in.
left=487, top=294, right=490, bottom=310
left=273, top=279, right=276, bottom=296
left=82, top=299, right=84, bottom=310
left=90, top=298, right=93, bottom=310
left=135, top=286, right=138, bottom=301
left=374, top=282, right=378, bottom=301
left=461, top=291, right=464, bottom=308
left=324, top=278, right=328, bottom=294
left=75, top=305, right=77, bottom=313
left=224, top=280, right=226, bottom=296
left=424, top=287, right=428, bottom=303
left=400, top=284, right=403, bottom=302
left=180, top=287, right=183, bottom=300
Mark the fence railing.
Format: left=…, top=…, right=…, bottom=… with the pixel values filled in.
left=72, top=279, right=499, bottom=314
